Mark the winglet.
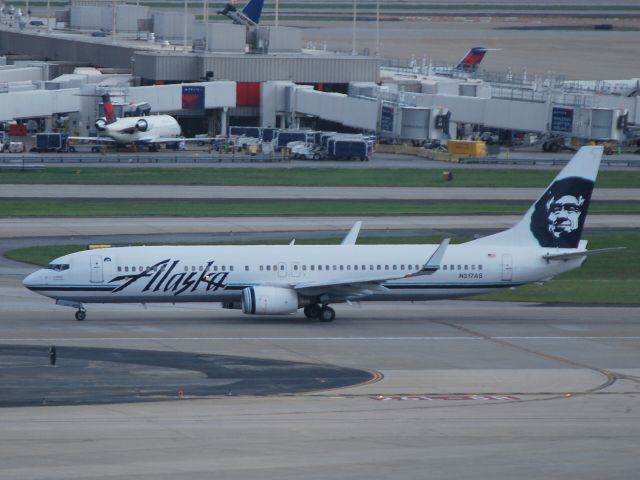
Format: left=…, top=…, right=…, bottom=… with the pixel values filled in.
left=341, top=221, right=362, bottom=246
left=408, top=238, right=450, bottom=277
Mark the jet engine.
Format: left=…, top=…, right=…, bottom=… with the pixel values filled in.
left=95, top=118, right=107, bottom=131
left=241, top=286, right=299, bottom=315
left=135, top=119, right=148, bottom=132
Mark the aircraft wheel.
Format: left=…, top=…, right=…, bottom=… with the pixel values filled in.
left=75, top=309, right=86, bottom=322
left=318, top=306, right=335, bottom=322
left=304, top=304, right=321, bottom=319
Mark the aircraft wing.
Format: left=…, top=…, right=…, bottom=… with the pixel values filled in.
left=134, top=137, right=185, bottom=145
left=68, top=136, right=116, bottom=144
left=294, top=273, right=404, bottom=294
left=224, top=238, right=450, bottom=301
left=136, top=137, right=217, bottom=145
left=295, top=238, right=450, bottom=298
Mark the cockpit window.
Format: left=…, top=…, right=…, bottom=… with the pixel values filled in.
left=48, top=264, right=70, bottom=271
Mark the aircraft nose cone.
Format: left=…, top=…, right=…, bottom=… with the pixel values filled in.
left=23, top=270, right=41, bottom=290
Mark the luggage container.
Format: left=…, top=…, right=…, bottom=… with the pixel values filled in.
left=275, top=130, right=316, bottom=150
left=327, top=136, right=369, bottom=161
left=32, top=133, right=69, bottom=153
left=447, top=140, right=486, bottom=157
left=228, top=126, right=261, bottom=138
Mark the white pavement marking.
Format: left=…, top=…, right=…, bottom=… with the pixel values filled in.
left=1, top=336, right=639, bottom=341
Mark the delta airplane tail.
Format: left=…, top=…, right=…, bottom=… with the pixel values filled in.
left=241, top=0, right=264, bottom=24
left=218, top=0, right=264, bottom=26
left=455, top=47, right=490, bottom=73
left=101, top=94, right=116, bottom=125
left=470, top=146, right=603, bottom=249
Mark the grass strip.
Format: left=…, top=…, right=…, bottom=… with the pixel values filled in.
left=1, top=199, right=639, bottom=217
left=9, top=233, right=637, bottom=305
left=1, top=167, right=639, bottom=188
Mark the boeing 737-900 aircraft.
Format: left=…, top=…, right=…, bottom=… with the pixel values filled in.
left=24, top=147, right=615, bottom=322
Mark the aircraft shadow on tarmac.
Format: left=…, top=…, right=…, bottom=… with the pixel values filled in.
left=0, top=345, right=375, bottom=407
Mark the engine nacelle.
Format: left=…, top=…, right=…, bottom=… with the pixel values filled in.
left=95, top=118, right=107, bottom=131
left=241, top=286, right=299, bottom=315
left=135, top=119, right=148, bottom=132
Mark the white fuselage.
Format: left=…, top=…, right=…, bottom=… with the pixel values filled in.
left=105, top=115, right=181, bottom=145
left=23, top=243, right=584, bottom=305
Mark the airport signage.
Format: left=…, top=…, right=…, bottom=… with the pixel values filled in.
left=182, top=86, right=206, bottom=110
left=380, top=105, right=395, bottom=133
left=551, top=107, right=574, bottom=133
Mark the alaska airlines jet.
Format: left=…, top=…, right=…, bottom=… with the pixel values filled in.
left=72, top=95, right=199, bottom=151
left=218, top=0, right=264, bottom=26
left=23, top=147, right=615, bottom=322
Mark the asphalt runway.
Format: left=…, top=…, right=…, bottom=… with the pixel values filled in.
left=299, top=19, right=640, bottom=80
left=1, top=270, right=639, bottom=479
left=2, top=184, right=639, bottom=201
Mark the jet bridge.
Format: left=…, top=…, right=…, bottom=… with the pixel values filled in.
left=261, top=82, right=450, bottom=142
left=0, top=81, right=236, bottom=125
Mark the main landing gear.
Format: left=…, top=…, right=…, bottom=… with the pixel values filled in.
left=75, top=308, right=86, bottom=322
left=303, top=303, right=335, bottom=322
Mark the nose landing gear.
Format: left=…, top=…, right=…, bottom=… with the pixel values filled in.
left=55, top=300, right=87, bottom=321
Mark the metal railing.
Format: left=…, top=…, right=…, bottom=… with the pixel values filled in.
left=0, top=153, right=292, bottom=165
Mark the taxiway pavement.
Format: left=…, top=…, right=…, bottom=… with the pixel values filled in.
left=1, top=271, right=639, bottom=479
left=1, top=214, right=637, bottom=238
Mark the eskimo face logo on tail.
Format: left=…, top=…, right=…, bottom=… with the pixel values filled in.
left=530, top=177, right=594, bottom=248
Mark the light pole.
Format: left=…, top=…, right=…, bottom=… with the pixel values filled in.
left=351, top=0, right=357, bottom=56
left=275, top=0, right=279, bottom=28
left=375, top=0, right=380, bottom=57
left=183, top=0, right=188, bottom=50
left=112, top=0, right=117, bottom=41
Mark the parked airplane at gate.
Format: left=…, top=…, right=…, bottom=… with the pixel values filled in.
left=23, top=147, right=618, bottom=322
left=71, top=94, right=205, bottom=151
left=218, top=0, right=264, bottom=26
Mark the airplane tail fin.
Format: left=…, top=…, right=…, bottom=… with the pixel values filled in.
left=242, top=0, right=264, bottom=24
left=469, top=146, right=603, bottom=249
left=101, top=94, right=116, bottom=125
left=456, top=47, right=489, bottom=73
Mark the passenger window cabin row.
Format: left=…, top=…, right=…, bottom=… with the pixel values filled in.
left=115, top=263, right=484, bottom=274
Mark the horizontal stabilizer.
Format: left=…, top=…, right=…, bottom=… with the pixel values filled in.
left=543, top=246, right=625, bottom=261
